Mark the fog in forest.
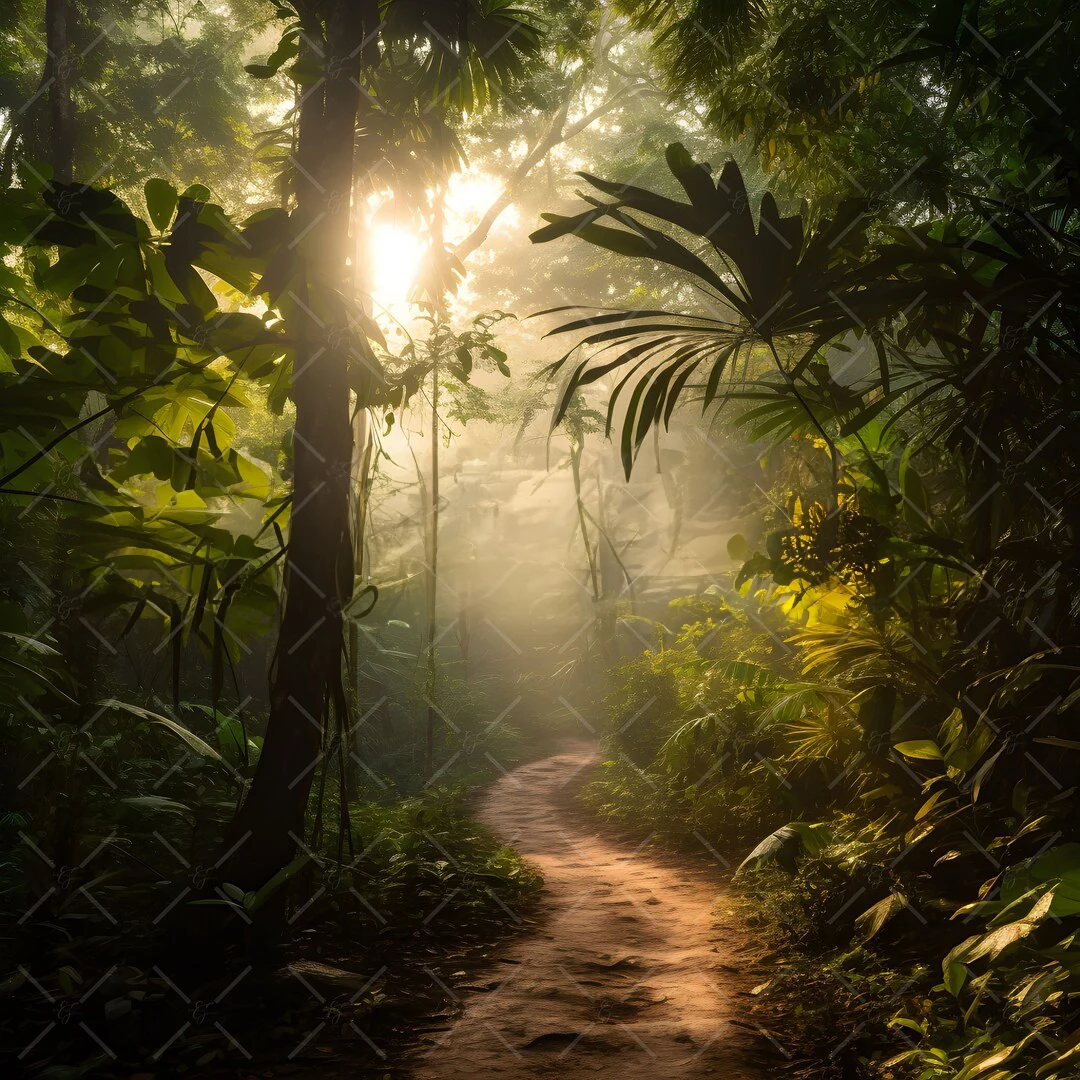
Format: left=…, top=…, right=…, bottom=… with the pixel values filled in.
left=4, top=3, right=1078, bottom=1079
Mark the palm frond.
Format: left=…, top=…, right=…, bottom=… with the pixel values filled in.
left=531, top=144, right=946, bottom=475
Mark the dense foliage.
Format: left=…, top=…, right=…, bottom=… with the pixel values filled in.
left=544, top=1, right=1080, bottom=1077
left=4, top=0, right=1080, bottom=1077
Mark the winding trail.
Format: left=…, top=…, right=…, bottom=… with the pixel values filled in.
left=410, top=742, right=766, bottom=1079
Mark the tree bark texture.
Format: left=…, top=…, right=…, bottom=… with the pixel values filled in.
left=222, top=0, right=380, bottom=892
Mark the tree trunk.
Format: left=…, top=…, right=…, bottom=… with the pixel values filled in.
left=348, top=407, right=373, bottom=704
left=424, top=190, right=451, bottom=777
left=0, top=0, right=75, bottom=184
left=570, top=440, right=600, bottom=603
left=46, top=0, right=75, bottom=182
left=425, top=357, right=439, bottom=776
left=221, top=0, right=378, bottom=893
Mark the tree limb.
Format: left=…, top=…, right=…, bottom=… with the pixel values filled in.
left=453, top=79, right=652, bottom=261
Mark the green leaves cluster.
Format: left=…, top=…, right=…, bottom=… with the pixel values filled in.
left=556, top=114, right=1080, bottom=1074
left=0, top=175, right=305, bottom=707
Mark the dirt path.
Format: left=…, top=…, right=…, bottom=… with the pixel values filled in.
left=410, top=742, right=766, bottom=1079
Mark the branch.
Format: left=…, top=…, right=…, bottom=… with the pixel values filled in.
left=0, top=399, right=119, bottom=489
left=452, top=80, right=649, bottom=262
left=0, top=487, right=108, bottom=508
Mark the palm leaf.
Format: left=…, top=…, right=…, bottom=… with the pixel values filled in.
left=531, top=144, right=937, bottom=474
left=100, top=698, right=223, bottom=761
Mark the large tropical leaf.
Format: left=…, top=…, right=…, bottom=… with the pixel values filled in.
left=383, top=0, right=543, bottom=113
left=530, top=144, right=947, bottom=474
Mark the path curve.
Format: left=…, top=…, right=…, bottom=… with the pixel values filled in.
left=410, top=743, right=765, bottom=1079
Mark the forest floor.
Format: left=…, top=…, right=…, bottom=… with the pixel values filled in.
left=407, top=742, right=771, bottom=1079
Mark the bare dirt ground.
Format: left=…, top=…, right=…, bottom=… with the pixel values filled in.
left=409, top=742, right=768, bottom=1079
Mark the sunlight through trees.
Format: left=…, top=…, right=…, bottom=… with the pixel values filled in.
left=2, top=2, right=1079, bottom=1078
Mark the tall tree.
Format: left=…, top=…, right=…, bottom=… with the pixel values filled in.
left=1, top=0, right=275, bottom=203
left=221, top=0, right=376, bottom=890
left=225, top=0, right=544, bottom=891
left=44, top=0, right=74, bottom=181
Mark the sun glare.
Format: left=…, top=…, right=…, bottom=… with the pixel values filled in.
left=446, top=171, right=507, bottom=226
left=364, top=172, right=507, bottom=316
left=369, top=223, right=427, bottom=315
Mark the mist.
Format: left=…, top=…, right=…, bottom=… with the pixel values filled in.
left=3, top=3, right=1077, bottom=1079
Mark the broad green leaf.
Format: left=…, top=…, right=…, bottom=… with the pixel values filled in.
left=233, top=452, right=270, bottom=499
left=1034, top=736, right=1080, bottom=751
left=944, top=886, right=1056, bottom=972
left=894, top=740, right=943, bottom=760
left=888, top=1016, right=926, bottom=1035
left=915, top=788, right=950, bottom=820
left=854, top=891, right=907, bottom=942
left=1036, top=1041, right=1080, bottom=1077
left=244, top=32, right=298, bottom=79
left=736, top=822, right=832, bottom=875
left=1001, top=844, right=1080, bottom=917
left=0, top=314, right=21, bottom=360
left=144, top=179, right=178, bottom=232
left=954, top=1042, right=1024, bottom=1080
left=216, top=713, right=246, bottom=761
left=943, top=959, right=968, bottom=996
left=248, top=854, right=310, bottom=911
